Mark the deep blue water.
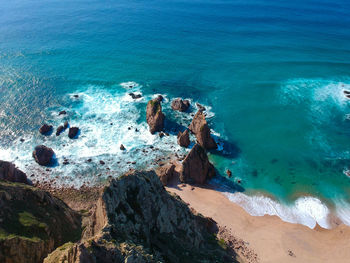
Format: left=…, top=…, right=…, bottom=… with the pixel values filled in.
left=1, top=0, right=350, bottom=228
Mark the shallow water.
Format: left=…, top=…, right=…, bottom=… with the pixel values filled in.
left=1, top=0, right=350, bottom=228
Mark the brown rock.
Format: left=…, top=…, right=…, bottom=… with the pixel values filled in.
left=188, top=111, right=217, bottom=150
left=171, top=98, right=190, bottom=112
left=39, top=124, right=53, bottom=135
left=32, top=145, right=55, bottom=166
left=177, top=129, right=190, bottom=147
left=226, top=169, right=232, bottom=178
left=180, top=144, right=216, bottom=184
left=156, top=163, right=176, bottom=185
left=146, top=99, right=165, bottom=134
left=0, top=161, right=28, bottom=184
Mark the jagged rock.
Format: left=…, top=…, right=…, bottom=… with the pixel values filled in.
left=129, top=92, right=142, bottom=99
left=188, top=111, right=217, bottom=150
left=68, top=127, right=79, bottom=139
left=0, top=160, right=28, bottom=184
left=59, top=110, right=67, bottom=115
left=44, top=170, right=235, bottom=263
left=32, top=145, right=55, bottom=166
left=171, top=98, right=190, bottom=112
left=196, top=103, right=206, bottom=112
left=146, top=99, right=165, bottom=134
left=56, top=126, right=64, bottom=136
left=64, top=121, right=69, bottom=129
left=120, top=144, right=125, bottom=151
left=177, top=129, right=190, bottom=147
left=180, top=144, right=216, bottom=184
left=156, top=163, right=176, bottom=185
left=155, top=95, right=163, bottom=102
left=39, top=124, right=53, bottom=135
left=0, top=181, right=81, bottom=263
left=159, top=132, right=165, bottom=138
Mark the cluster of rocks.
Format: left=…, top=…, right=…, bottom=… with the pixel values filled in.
left=146, top=96, right=218, bottom=185
left=34, top=112, right=80, bottom=166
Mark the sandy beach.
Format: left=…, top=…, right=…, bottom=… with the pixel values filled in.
left=167, top=184, right=350, bottom=263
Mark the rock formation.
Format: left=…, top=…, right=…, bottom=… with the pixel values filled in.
left=32, top=145, right=55, bottom=166
left=0, top=160, right=28, bottom=184
left=189, top=111, right=217, bottom=150
left=171, top=98, right=190, bottom=112
left=180, top=144, right=216, bottom=184
left=56, top=126, right=64, bottom=136
left=44, top=171, right=235, bottom=263
left=156, top=163, right=176, bottom=185
left=177, top=129, right=190, bottom=147
left=146, top=99, right=165, bottom=134
left=39, top=124, right=53, bottom=135
left=68, top=127, right=79, bottom=139
left=0, top=181, right=81, bottom=263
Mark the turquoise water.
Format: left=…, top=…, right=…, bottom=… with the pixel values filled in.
left=1, top=0, right=350, bottom=228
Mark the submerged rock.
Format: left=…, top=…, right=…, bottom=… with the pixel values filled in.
left=189, top=111, right=217, bottom=150
left=129, top=92, right=142, bottom=99
left=45, top=170, right=235, bottom=263
left=171, top=98, right=190, bottom=112
left=226, top=169, right=232, bottom=178
left=39, top=124, right=53, bottom=135
left=0, top=160, right=28, bottom=184
left=63, top=121, right=69, bottom=129
left=146, top=99, right=165, bottom=134
left=0, top=181, right=81, bottom=263
left=32, top=145, right=55, bottom=166
left=180, top=143, right=216, bottom=184
left=68, top=127, right=79, bottom=139
left=177, top=129, right=190, bottom=148
left=58, top=110, right=67, bottom=115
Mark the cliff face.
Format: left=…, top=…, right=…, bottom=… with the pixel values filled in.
left=0, top=181, right=82, bottom=263
left=45, top=171, right=237, bottom=263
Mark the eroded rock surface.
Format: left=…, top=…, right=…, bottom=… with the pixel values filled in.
left=189, top=111, right=217, bottom=150
left=177, top=129, right=190, bottom=148
left=0, top=161, right=28, bottom=184
left=146, top=99, right=165, bottom=134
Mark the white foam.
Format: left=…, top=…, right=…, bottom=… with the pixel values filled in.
left=119, top=81, right=140, bottom=89
left=224, top=192, right=331, bottom=229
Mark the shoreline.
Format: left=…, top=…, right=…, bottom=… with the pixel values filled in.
left=167, top=183, right=350, bottom=263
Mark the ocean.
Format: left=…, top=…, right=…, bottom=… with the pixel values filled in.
left=1, top=0, right=350, bottom=229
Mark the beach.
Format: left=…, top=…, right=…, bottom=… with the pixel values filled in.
left=167, top=184, right=350, bottom=263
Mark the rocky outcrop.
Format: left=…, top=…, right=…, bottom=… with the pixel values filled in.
left=177, top=129, right=190, bottom=147
left=156, top=163, right=176, bottom=185
left=68, top=127, right=79, bottom=139
left=146, top=99, right=165, bottom=134
left=129, top=92, right=142, bottom=99
left=0, top=181, right=81, bottom=263
left=32, top=145, right=55, bottom=166
left=180, top=144, right=216, bottom=184
left=39, top=124, right=53, bottom=135
left=45, top=171, right=235, bottom=263
left=188, top=111, right=217, bottom=150
left=0, top=161, right=28, bottom=184
left=171, top=98, right=190, bottom=112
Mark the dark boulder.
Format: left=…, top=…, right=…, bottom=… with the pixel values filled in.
left=58, top=110, right=67, bottom=115
left=32, top=145, right=55, bottom=166
left=128, top=92, right=142, bottom=99
left=68, top=127, right=79, bottom=139
left=39, top=124, right=53, bottom=135
left=180, top=144, right=216, bottom=184
left=56, top=126, right=64, bottom=136
left=189, top=111, right=217, bottom=150
left=146, top=99, right=165, bottom=134
left=0, top=161, right=28, bottom=184
left=177, top=129, right=190, bottom=148
left=171, top=98, right=190, bottom=112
